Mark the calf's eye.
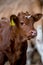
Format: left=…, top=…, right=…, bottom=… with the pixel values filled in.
left=20, top=21, right=24, bottom=25
left=21, top=22, right=24, bottom=25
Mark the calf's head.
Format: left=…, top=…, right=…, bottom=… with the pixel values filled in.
left=10, top=12, right=42, bottom=40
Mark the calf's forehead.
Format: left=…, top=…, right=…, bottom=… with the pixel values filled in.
left=18, top=12, right=31, bottom=19
left=18, top=13, right=34, bottom=24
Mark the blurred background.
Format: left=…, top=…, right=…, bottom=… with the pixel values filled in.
left=0, top=0, right=43, bottom=65
left=0, top=0, right=42, bottom=17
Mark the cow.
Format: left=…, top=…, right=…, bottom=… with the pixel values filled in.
left=0, top=12, right=42, bottom=65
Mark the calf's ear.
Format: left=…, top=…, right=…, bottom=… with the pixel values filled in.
left=32, top=13, right=43, bottom=22
left=10, top=15, right=19, bottom=26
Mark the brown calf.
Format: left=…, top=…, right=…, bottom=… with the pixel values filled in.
left=0, top=12, right=42, bottom=65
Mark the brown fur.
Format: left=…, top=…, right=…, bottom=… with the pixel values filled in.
left=0, top=12, right=42, bottom=65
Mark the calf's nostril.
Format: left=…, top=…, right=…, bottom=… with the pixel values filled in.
left=31, top=31, right=37, bottom=36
